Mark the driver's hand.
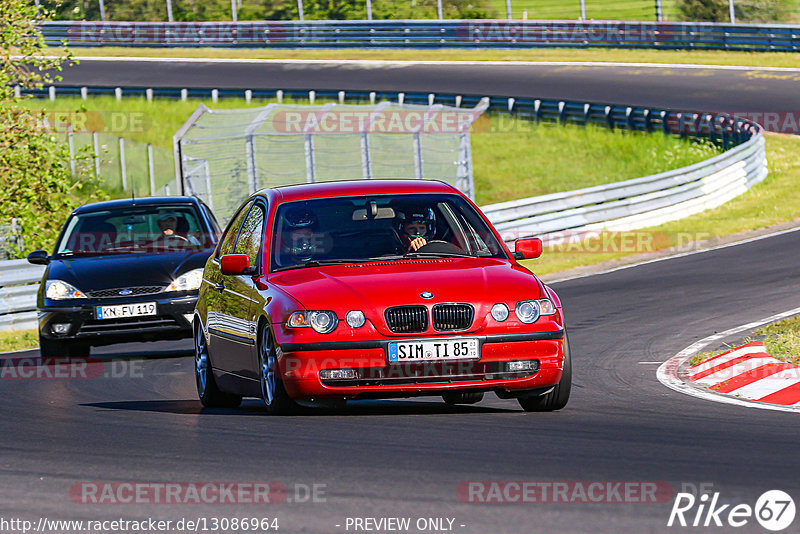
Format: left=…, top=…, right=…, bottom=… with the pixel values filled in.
left=409, top=237, right=427, bottom=251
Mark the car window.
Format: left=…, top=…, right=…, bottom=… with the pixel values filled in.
left=55, top=205, right=213, bottom=256
left=217, top=200, right=253, bottom=258
left=270, top=193, right=506, bottom=272
left=234, top=203, right=265, bottom=269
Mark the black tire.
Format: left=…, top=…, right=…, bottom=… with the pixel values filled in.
left=258, top=325, right=300, bottom=415
left=67, top=342, right=90, bottom=359
left=195, top=324, right=241, bottom=408
left=442, top=391, right=484, bottom=405
left=39, top=336, right=64, bottom=358
left=518, top=332, right=572, bottom=412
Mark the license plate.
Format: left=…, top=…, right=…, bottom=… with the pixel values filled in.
left=387, top=338, right=480, bottom=363
left=95, top=302, right=157, bottom=320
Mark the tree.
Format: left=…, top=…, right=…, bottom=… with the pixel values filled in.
left=0, top=0, right=106, bottom=256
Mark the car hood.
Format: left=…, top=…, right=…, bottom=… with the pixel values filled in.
left=269, top=258, right=543, bottom=333
left=46, top=249, right=212, bottom=291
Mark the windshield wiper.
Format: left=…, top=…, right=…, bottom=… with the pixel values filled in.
left=273, top=258, right=400, bottom=272
left=404, top=251, right=475, bottom=259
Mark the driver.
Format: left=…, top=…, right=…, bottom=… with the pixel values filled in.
left=156, top=213, right=200, bottom=246
left=395, top=207, right=436, bottom=252
left=280, top=206, right=323, bottom=264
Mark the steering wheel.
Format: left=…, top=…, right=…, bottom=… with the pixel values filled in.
left=414, top=240, right=466, bottom=254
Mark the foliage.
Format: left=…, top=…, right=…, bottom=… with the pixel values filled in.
left=44, top=0, right=492, bottom=21
left=677, top=0, right=796, bottom=22
left=0, top=0, right=107, bottom=257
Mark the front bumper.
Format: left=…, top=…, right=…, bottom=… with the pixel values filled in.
left=277, top=331, right=565, bottom=400
left=38, top=294, right=197, bottom=347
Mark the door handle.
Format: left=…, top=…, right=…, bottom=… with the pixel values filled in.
left=215, top=282, right=225, bottom=292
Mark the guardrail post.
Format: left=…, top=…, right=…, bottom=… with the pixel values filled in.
left=13, top=86, right=20, bottom=99
left=428, top=93, right=435, bottom=106
left=583, top=103, right=591, bottom=125
left=309, top=90, right=315, bottom=104
left=643, top=109, right=652, bottom=132
left=277, top=90, right=283, bottom=104
left=413, top=132, right=424, bottom=180
left=92, top=132, right=100, bottom=179
left=115, top=87, right=122, bottom=101
left=369, top=92, right=376, bottom=105
left=48, top=86, right=55, bottom=102
left=148, top=144, right=156, bottom=195
left=68, top=125, right=75, bottom=177
left=245, top=89, right=252, bottom=104
left=146, top=88, right=153, bottom=102
left=81, top=87, right=87, bottom=100
left=366, top=0, right=372, bottom=20
left=361, top=132, right=372, bottom=180
left=455, top=95, right=462, bottom=108
left=398, top=93, right=405, bottom=105
left=119, top=137, right=127, bottom=191
left=297, top=0, right=304, bottom=21
left=558, top=101, right=566, bottom=125
left=181, top=89, right=188, bottom=102
left=339, top=91, right=345, bottom=104
left=304, top=133, right=316, bottom=183
left=605, top=106, right=614, bottom=130
left=626, top=107, right=634, bottom=131
left=212, top=89, right=219, bottom=103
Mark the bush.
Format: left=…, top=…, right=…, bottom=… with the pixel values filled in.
left=677, top=0, right=796, bottom=22
left=0, top=0, right=107, bottom=257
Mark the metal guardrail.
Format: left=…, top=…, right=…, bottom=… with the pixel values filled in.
left=0, top=260, right=44, bottom=332
left=7, top=84, right=765, bottom=331
left=40, top=20, right=800, bottom=51
left=483, top=133, right=766, bottom=242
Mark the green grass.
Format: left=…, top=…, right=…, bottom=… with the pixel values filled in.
left=522, top=132, right=800, bottom=275
left=755, top=316, right=800, bottom=365
left=58, top=47, right=800, bottom=68
left=21, top=95, right=722, bottom=206
left=0, top=329, right=39, bottom=353
left=487, top=0, right=681, bottom=21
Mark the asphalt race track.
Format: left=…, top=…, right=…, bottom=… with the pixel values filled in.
left=2, top=59, right=800, bottom=533
left=56, top=58, right=800, bottom=116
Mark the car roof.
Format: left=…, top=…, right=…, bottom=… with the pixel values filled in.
left=73, top=196, right=201, bottom=214
left=266, top=179, right=458, bottom=204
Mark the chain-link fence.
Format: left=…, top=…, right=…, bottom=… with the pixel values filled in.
left=63, top=131, right=179, bottom=197
left=176, top=100, right=489, bottom=222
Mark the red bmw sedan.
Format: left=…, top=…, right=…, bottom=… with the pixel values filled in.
left=194, top=180, right=570, bottom=414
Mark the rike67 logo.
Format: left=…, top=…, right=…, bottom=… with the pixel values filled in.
left=668, top=489, right=795, bottom=531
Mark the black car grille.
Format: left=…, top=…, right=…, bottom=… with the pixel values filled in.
left=385, top=306, right=428, bottom=333
left=78, top=315, right=180, bottom=334
left=432, top=304, right=474, bottom=331
left=87, top=286, right=164, bottom=299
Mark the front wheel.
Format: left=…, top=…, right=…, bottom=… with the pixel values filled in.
left=258, top=325, right=299, bottom=415
left=195, top=325, right=241, bottom=408
left=518, top=332, right=572, bottom=412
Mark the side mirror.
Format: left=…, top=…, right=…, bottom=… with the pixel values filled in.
left=513, top=238, right=543, bottom=260
left=220, top=254, right=257, bottom=276
left=27, top=250, right=50, bottom=265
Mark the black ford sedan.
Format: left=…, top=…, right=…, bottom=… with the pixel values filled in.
left=28, top=197, right=220, bottom=358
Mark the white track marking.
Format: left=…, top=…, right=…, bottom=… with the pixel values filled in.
left=657, top=306, right=800, bottom=414
left=687, top=345, right=768, bottom=377
left=548, top=224, right=800, bottom=284
left=57, top=56, right=800, bottom=73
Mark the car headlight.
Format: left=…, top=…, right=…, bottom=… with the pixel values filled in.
left=514, top=298, right=557, bottom=324
left=287, top=311, right=339, bottom=334
left=45, top=280, right=87, bottom=300
left=166, top=268, right=204, bottom=292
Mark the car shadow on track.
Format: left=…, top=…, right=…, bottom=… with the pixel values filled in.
left=81, top=398, right=518, bottom=416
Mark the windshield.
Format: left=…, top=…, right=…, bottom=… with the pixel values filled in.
left=55, top=205, right=213, bottom=256
left=270, top=193, right=507, bottom=272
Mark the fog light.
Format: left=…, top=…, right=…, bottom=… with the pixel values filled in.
left=346, top=310, right=366, bottom=329
left=506, top=360, right=539, bottom=372
left=491, top=303, right=509, bottom=322
left=183, top=314, right=194, bottom=324
left=51, top=323, right=70, bottom=335
left=320, top=369, right=358, bottom=380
